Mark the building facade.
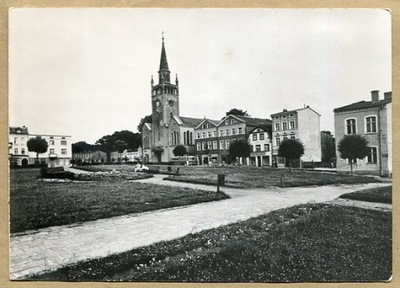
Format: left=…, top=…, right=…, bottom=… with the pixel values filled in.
left=9, top=126, right=72, bottom=167
left=248, top=127, right=273, bottom=167
left=194, top=114, right=271, bottom=165
left=271, top=106, right=321, bottom=167
left=334, top=90, right=392, bottom=176
left=142, top=36, right=202, bottom=163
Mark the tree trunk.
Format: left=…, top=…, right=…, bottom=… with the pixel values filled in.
left=350, top=158, right=353, bottom=176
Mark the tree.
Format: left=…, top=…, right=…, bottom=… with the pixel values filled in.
left=72, top=141, right=96, bottom=153
left=137, top=115, right=152, bottom=133
left=27, top=136, right=48, bottom=165
left=173, top=145, right=187, bottom=156
left=278, top=139, right=305, bottom=168
left=229, top=139, right=251, bottom=163
left=337, top=134, right=369, bottom=175
left=113, top=140, right=128, bottom=153
left=95, top=130, right=141, bottom=162
left=226, top=108, right=249, bottom=116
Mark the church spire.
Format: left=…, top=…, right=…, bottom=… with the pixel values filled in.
left=158, top=32, right=170, bottom=84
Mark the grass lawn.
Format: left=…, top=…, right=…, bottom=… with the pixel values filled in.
left=31, top=203, right=392, bottom=282
left=162, top=165, right=378, bottom=188
left=9, top=168, right=229, bottom=233
left=339, top=186, right=392, bottom=204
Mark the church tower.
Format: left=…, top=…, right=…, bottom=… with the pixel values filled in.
left=150, top=34, right=180, bottom=161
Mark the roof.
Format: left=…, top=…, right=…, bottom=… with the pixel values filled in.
left=333, top=99, right=391, bottom=113
left=159, top=38, right=169, bottom=71
left=195, top=118, right=220, bottom=129
left=271, top=106, right=321, bottom=117
left=234, top=115, right=272, bottom=128
left=9, top=126, right=29, bottom=135
left=143, top=123, right=152, bottom=131
left=178, top=116, right=204, bottom=127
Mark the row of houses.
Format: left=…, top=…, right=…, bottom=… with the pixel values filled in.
left=142, top=36, right=392, bottom=176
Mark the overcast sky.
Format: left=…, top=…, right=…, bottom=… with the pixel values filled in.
left=9, top=8, right=391, bottom=144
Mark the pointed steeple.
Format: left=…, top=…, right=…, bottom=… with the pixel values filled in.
left=158, top=32, right=170, bottom=83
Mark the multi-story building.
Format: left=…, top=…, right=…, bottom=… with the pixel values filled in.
left=271, top=106, right=321, bottom=167
left=248, top=127, right=273, bottom=167
left=73, top=150, right=107, bottom=165
left=194, top=118, right=219, bottom=165
left=320, top=131, right=336, bottom=165
left=9, top=126, right=72, bottom=167
left=333, top=90, right=392, bottom=176
left=194, top=114, right=271, bottom=165
left=142, top=36, right=202, bottom=163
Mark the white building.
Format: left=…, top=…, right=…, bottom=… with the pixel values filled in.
left=271, top=106, right=321, bottom=167
left=9, top=126, right=72, bottom=167
left=247, top=127, right=273, bottom=167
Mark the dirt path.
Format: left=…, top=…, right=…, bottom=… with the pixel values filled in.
left=9, top=176, right=391, bottom=279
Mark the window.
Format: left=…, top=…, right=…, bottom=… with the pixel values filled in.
left=202, top=124, right=206, bottom=129
left=61, top=149, right=67, bottom=155
left=283, top=136, right=288, bottom=141
left=276, top=138, right=281, bottom=146
left=232, top=128, right=236, bottom=135
left=264, top=144, right=270, bottom=151
left=219, top=130, right=224, bottom=137
left=366, top=116, right=377, bottom=133
left=197, top=142, right=201, bottom=151
left=50, top=140, right=55, bottom=145
left=255, top=145, right=261, bottom=152
left=14, top=148, right=18, bottom=154
left=14, top=137, right=17, bottom=144
left=207, top=123, right=210, bottom=128
left=275, top=123, right=280, bottom=131
left=202, top=132, right=206, bottom=138
left=225, top=140, right=230, bottom=149
left=50, top=148, right=55, bottom=154
left=202, top=142, right=206, bottom=150
left=367, top=147, right=378, bottom=163
left=213, top=131, right=217, bottom=137
left=207, top=141, right=212, bottom=150
left=252, top=134, right=257, bottom=141
left=231, top=119, right=235, bottom=124
left=21, top=148, right=25, bottom=154
left=282, top=122, right=287, bottom=130
left=290, top=121, right=295, bottom=129
left=238, top=127, right=243, bottom=134
left=197, top=133, right=201, bottom=139
left=226, top=129, right=230, bottom=136
left=225, top=120, right=229, bottom=125
left=259, top=133, right=264, bottom=140
left=208, top=131, right=211, bottom=138
left=220, top=140, right=225, bottom=150
left=346, top=119, right=356, bottom=134
left=290, top=135, right=296, bottom=140
left=213, top=141, right=217, bottom=150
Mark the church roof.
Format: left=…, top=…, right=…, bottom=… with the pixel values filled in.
left=178, top=116, right=204, bottom=127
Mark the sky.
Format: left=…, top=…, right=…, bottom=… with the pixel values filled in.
left=9, top=8, right=391, bottom=144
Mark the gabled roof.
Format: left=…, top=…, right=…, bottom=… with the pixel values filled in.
left=195, top=118, right=220, bottom=129
left=333, top=99, right=391, bottom=113
left=271, top=106, right=321, bottom=117
left=143, top=123, right=152, bottom=131
left=9, top=126, right=29, bottom=135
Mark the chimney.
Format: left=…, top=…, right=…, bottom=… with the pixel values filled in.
left=283, top=109, right=287, bottom=112
left=371, top=90, right=379, bottom=103
left=384, top=91, right=392, bottom=101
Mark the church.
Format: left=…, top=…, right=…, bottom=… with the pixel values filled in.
left=141, top=36, right=203, bottom=163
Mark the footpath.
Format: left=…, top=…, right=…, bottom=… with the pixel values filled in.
left=9, top=174, right=391, bottom=279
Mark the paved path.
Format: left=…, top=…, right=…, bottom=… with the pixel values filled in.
left=9, top=175, right=391, bottom=279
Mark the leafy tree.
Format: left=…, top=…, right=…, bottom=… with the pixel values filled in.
left=27, top=136, right=48, bottom=165
left=278, top=139, right=305, bottom=168
left=96, top=130, right=141, bottom=152
left=229, top=139, right=251, bottom=163
left=173, top=145, right=187, bottom=156
left=337, top=135, right=369, bottom=175
left=113, top=140, right=128, bottom=153
left=137, top=115, right=152, bottom=133
left=226, top=108, right=249, bottom=116
left=72, top=141, right=96, bottom=153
